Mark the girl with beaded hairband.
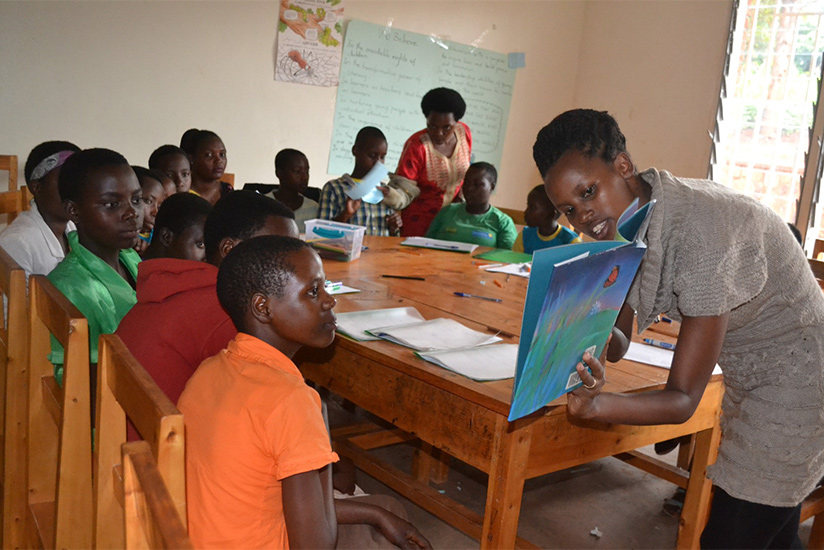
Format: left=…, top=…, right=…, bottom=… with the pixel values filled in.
left=0, top=141, right=80, bottom=278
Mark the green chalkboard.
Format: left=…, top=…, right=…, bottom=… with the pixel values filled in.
left=328, top=20, right=516, bottom=175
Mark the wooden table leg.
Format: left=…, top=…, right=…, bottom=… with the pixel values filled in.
left=412, top=442, right=450, bottom=485
left=481, top=417, right=532, bottom=550
left=678, top=420, right=721, bottom=549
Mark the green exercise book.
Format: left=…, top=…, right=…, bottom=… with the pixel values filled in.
left=474, top=249, right=532, bottom=264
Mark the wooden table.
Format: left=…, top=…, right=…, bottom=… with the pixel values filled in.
left=297, top=236, right=722, bottom=549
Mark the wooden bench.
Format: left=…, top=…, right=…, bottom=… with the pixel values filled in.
left=0, top=247, right=28, bottom=548
left=121, top=441, right=192, bottom=550
left=94, top=334, right=186, bottom=549
left=26, top=275, right=93, bottom=549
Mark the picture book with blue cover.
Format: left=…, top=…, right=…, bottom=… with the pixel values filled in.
left=508, top=199, right=656, bottom=421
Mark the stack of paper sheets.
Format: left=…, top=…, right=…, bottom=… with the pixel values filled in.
left=334, top=308, right=515, bottom=380
left=415, top=344, right=518, bottom=381
left=365, top=318, right=501, bottom=351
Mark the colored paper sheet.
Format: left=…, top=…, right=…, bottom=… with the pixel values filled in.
left=275, top=0, right=344, bottom=87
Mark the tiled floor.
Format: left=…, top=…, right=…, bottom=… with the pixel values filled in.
left=329, top=399, right=814, bottom=549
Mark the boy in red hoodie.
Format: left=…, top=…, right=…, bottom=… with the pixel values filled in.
left=116, top=191, right=298, bottom=404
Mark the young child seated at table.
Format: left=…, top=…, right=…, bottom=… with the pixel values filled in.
left=179, top=235, right=431, bottom=550
left=116, top=191, right=299, bottom=406
left=148, top=144, right=191, bottom=193
left=425, top=162, right=516, bottom=249
left=141, top=192, right=212, bottom=262
left=513, top=184, right=580, bottom=253
left=132, top=166, right=167, bottom=252
left=269, top=148, right=318, bottom=233
left=0, top=140, right=80, bottom=279
left=318, top=126, right=402, bottom=236
left=48, top=148, right=143, bottom=383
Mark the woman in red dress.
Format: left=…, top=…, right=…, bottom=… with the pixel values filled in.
left=395, top=88, right=472, bottom=236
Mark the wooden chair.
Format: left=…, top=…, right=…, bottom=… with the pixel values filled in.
left=0, top=155, right=18, bottom=192
left=497, top=206, right=525, bottom=226
left=0, top=186, right=31, bottom=225
left=121, top=441, right=192, bottom=550
left=221, top=172, right=235, bottom=188
left=26, top=275, right=93, bottom=549
left=809, top=259, right=824, bottom=290
left=0, top=247, right=28, bottom=549
left=0, top=156, right=30, bottom=225
left=94, top=334, right=185, bottom=549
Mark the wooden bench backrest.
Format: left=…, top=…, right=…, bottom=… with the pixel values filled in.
left=26, top=275, right=92, bottom=549
left=0, top=186, right=32, bottom=225
left=94, top=334, right=185, bottom=549
left=0, top=247, right=28, bottom=549
left=0, top=155, right=18, bottom=191
left=0, top=156, right=25, bottom=225
left=121, top=441, right=192, bottom=550
left=497, top=206, right=525, bottom=226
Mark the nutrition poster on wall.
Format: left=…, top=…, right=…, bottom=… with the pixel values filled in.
left=328, top=20, right=516, bottom=175
left=275, top=0, right=345, bottom=87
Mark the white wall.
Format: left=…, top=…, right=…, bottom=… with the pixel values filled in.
left=0, top=0, right=730, bottom=210
left=574, top=0, right=733, bottom=179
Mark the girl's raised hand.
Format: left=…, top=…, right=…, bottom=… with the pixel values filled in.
left=567, top=348, right=607, bottom=420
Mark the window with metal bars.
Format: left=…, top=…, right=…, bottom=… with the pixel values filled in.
left=709, top=0, right=824, bottom=253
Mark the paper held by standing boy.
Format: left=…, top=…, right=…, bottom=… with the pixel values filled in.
left=508, top=199, right=656, bottom=422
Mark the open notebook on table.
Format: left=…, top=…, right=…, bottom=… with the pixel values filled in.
left=335, top=308, right=513, bottom=380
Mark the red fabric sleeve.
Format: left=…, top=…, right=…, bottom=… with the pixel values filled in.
left=395, top=133, right=425, bottom=181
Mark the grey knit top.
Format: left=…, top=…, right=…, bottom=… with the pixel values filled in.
left=626, top=168, right=824, bottom=506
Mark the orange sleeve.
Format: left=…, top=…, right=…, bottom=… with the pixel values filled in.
left=266, top=385, right=339, bottom=480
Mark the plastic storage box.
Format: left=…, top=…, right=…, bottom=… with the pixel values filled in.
left=304, top=219, right=366, bottom=262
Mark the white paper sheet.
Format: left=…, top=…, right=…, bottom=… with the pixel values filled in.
left=625, top=341, right=722, bottom=374
left=401, top=237, right=478, bottom=254
left=416, top=344, right=517, bottom=381
left=344, top=162, right=389, bottom=204
left=326, top=284, right=360, bottom=295
left=335, top=307, right=425, bottom=341
left=483, top=263, right=532, bottom=278
left=367, top=318, right=501, bottom=351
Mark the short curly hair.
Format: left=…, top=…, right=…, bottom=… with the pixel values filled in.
left=153, top=192, right=212, bottom=237
left=58, top=148, right=130, bottom=203
left=421, top=88, right=466, bottom=120
left=148, top=144, right=189, bottom=170
left=216, top=235, right=311, bottom=329
left=533, top=109, right=628, bottom=178
left=203, top=190, right=295, bottom=259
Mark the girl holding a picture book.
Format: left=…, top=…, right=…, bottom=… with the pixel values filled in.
left=533, top=109, right=824, bottom=550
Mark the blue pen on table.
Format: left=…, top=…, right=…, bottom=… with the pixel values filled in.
left=643, top=338, right=676, bottom=351
left=453, top=292, right=502, bottom=303
left=325, top=280, right=343, bottom=292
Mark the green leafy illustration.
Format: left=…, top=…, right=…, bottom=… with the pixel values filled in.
left=319, top=26, right=339, bottom=47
